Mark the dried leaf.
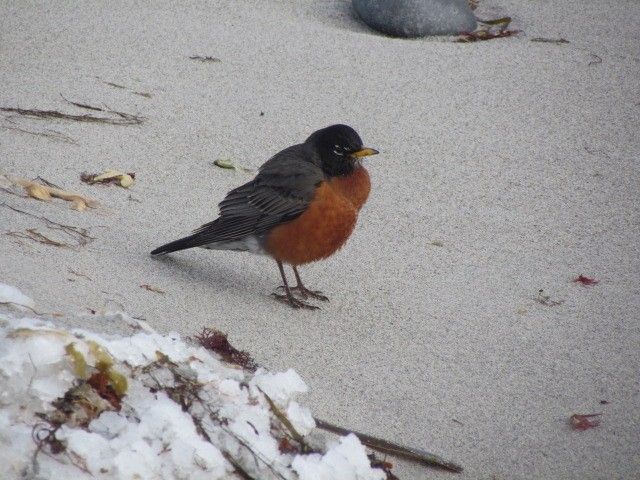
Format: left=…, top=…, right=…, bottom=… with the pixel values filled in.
left=6, top=176, right=98, bottom=210
left=26, top=183, right=51, bottom=201
left=536, top=289, right=564, bottom=306
left=213, top=159, right=254, bottom=174
left=119, top=173, right=134, bottom=187
left=71, top=198, right=88, bottom=211
left=141, top=284, right=165, bottom=294
left=50, top=188, right=98, bottom=208
left=83, top=169, right=135, bottom=188
left=92, top=169, right=123, bottom=182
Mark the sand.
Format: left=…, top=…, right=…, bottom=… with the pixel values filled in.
left=1, top=1, right=639, bottom=478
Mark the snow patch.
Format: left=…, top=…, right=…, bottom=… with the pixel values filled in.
left=0, top=283, right=35, bottom=311
left=0, top=286, right=387, bottom=480
left=293, top=434, right=386, bottom=480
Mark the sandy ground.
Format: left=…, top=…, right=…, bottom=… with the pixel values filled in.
left=1, top=1, right=639, bottom=478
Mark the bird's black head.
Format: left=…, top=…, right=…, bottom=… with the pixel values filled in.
left=305, top=124, right=379, bottom=177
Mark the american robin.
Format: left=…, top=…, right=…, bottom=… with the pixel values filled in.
left=151, top=124, right=378, bottom=309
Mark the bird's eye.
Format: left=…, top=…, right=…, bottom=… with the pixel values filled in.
left=333, top=145, right=345, bottom=156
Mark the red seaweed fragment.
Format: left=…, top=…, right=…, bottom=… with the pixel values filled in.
left=569, top=413, right=602, bottom=430
left=456, top=29, right=519, bottom=42
left=455, top=16, right=519, bottom=43
left=193, top=327, right=258, bottom=372
left=573, top=274, right=599, bottom=286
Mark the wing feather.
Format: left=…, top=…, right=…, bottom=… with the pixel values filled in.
left=186, top=143, right=323, bottom=247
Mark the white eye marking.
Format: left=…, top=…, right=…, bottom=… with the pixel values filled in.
left=333, top=145, right=345, bottom=156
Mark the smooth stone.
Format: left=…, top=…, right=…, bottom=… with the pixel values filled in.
left=352, top=0, right=477, bottom=37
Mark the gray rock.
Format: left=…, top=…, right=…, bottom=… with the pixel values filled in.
left=352, top=0, right=477, bottom=37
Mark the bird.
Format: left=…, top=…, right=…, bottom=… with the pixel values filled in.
left=151, top=124, right=379, bottom=310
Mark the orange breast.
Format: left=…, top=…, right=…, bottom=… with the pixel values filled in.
left=265, top=167, right=371, bottom=266
left=328, top=166, right=371, bottom=211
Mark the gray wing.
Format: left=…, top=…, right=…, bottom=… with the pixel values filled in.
left=189, top=143, right=323, bottom=244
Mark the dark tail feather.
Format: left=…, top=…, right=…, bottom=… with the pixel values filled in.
left=150, top=235, right=201, bottom=256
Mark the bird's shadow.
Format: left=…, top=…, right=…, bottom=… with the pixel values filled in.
left=150, top=253, right=269, bottom=298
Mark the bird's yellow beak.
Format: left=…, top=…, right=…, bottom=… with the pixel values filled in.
left=351, top=147, right=379, bottom=158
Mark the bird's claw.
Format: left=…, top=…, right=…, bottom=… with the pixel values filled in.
left=271, top=293, right=320, bottom=310
left=295, top=287, right=329, bottom=301
left=276, top=285, right=329, bottom=302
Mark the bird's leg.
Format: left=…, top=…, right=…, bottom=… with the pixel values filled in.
left=289, top=266, right=329, bottom=301
left=272, top=260, right=319, bottom=310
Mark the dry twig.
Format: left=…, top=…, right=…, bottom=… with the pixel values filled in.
left=0, top=301, right=62, bottom=317
left=315, top=418, right=463, bottom=473
left=1, top=118, right=77, bottom=144
left=2, top=203, right=94, bottom=248
left=0, top=105, right=144, bottom=126
left=531, top=37, right=570, bottom=44
left=190, top=55, right=221, bottom=62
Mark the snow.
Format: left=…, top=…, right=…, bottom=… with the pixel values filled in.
left=293, top=434, right=386, bottom=480
left=0, top=282, right=35, bottom=311
left=287, top=401, right=317, bottom=437
left=0, top=284, right=386, bottom=480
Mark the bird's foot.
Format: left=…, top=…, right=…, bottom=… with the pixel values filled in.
left=271, top=292, right=320, bottom=310
left=277, top=285, right=329, bottom=302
